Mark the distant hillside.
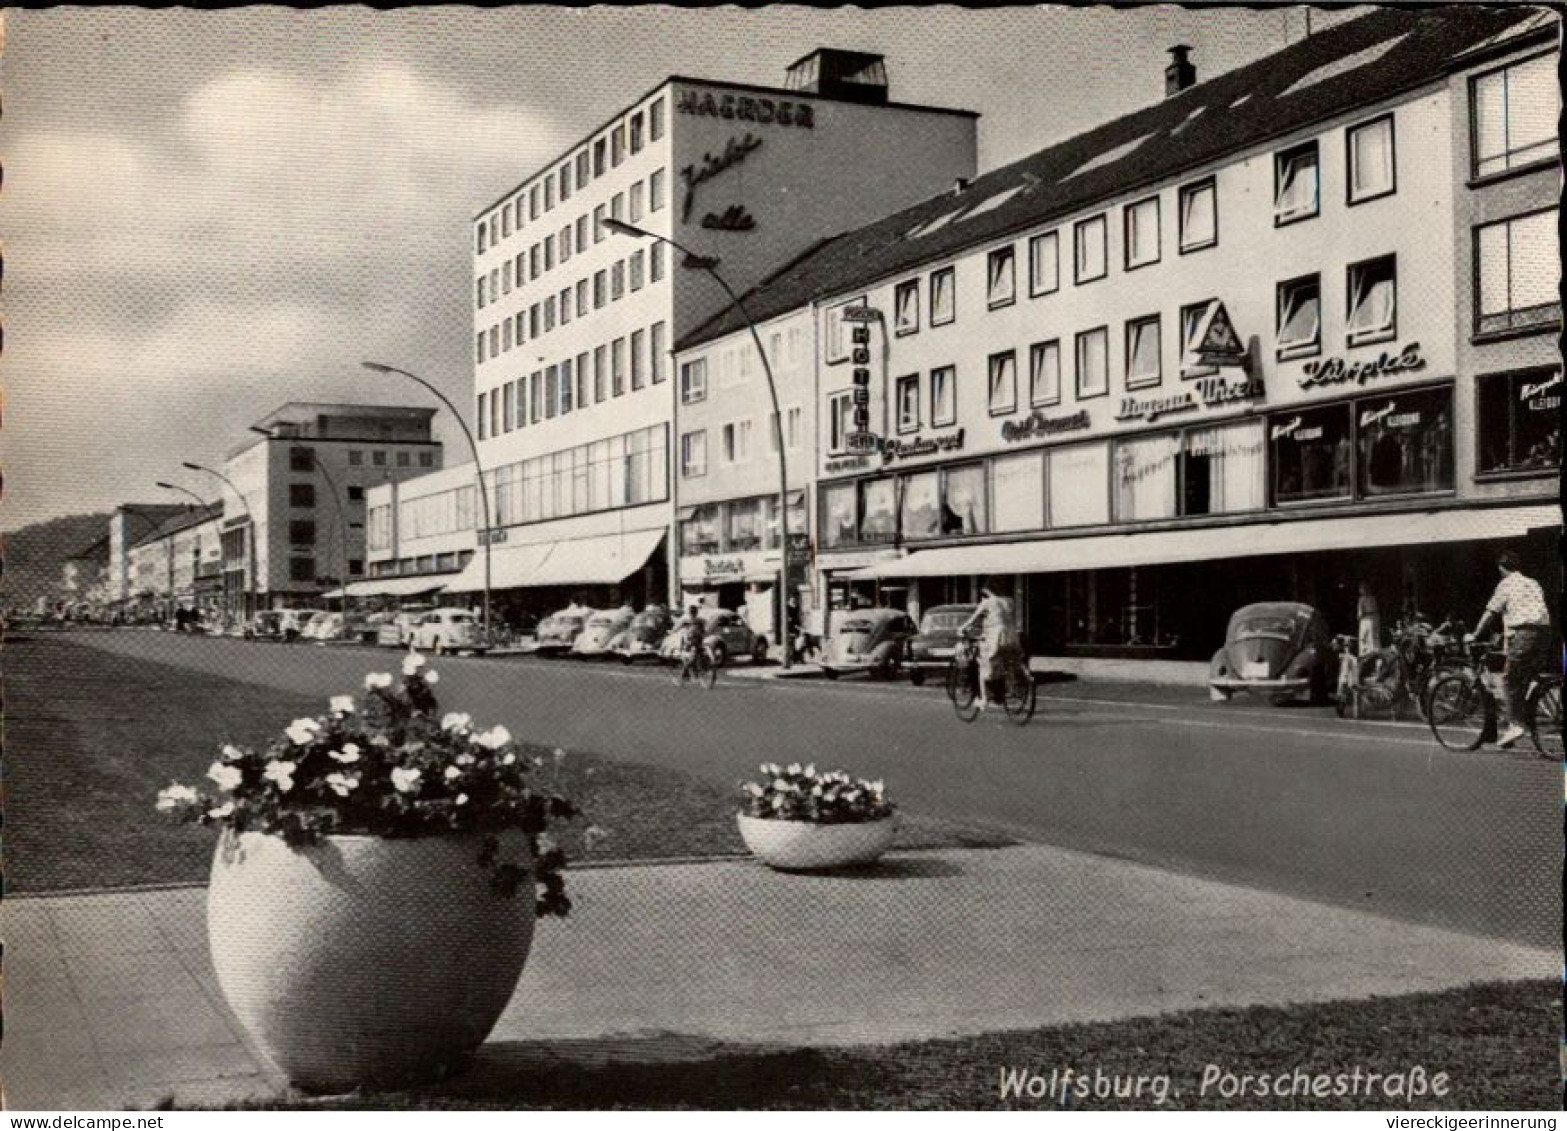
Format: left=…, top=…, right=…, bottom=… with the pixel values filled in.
left=2, top=512, right=113, bottom=609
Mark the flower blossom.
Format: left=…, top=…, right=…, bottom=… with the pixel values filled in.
left=454, top=752, right=476, bottom=766
left=207, top=801, right=235, bottom=820
left=156, top=783, right=198, bottom=810
left=285, top=718, right=320, bottom=746
left=744, top=783, right=765, bottom=797
left=424, top=670, right=440, bottom=685
left=331, top=744, right=360, bottom=764
left=325, top=772, right=358, bottom=797
left=501, top=751, right=517, bottom=766
left=207, top=761, right=243, bottom=792
left=444, top=765, right=463, bottom=781
left=391, top=767, right=422, bottom=793
left=262, top=760, right=298, bottom=793
left=220, top=744, right=245, bottom=763
left=403, top=653, right=427, bottom=677
left=441, top=712, right=473, bottom=733
left=474, top=725, right=511, bottom=750
left=364, top=672, right=393, bottom=691
left=454, top=793, right=469, bottom=806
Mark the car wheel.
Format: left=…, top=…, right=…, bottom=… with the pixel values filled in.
left=822, top=667, right=838, bottom=681
left=708, top=641, right=728, bottom=668
left=910, top=669, right=925, bottom=687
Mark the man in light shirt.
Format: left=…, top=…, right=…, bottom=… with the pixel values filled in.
left=1468, top=551, right=1555, bottom=748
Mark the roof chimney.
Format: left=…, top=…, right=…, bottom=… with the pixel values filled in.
left=1165, top=45, right=1196, bottom=96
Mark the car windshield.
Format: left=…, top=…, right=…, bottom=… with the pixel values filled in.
left=447, top=613, right=473, bottom=624
left=1235, top=616, right=1295, bottom=640
left=588, top=614, right=620, bottom=627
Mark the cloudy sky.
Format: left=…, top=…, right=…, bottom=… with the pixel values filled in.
left=1, top=4, right=1356, bottom=531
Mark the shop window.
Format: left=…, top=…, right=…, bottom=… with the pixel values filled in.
left=1125, top=315, right=1161, bottom=390
left=1477, top=367, right=1561, bottom=475
left=1029, top=340, right=1061, bottom=407
left=930, top=365, right=956, bottom=427
left=900, top=470, right=941, bottom=541
left=680, top=430, right=706, bottom=479
left=1114, top=432, right=1180, bottom=522
left=1269, top=403, right=1352, bottom=505
left=1475, top=209, right=1561, bottom=336
left=987, top=350, right=1018, bottom=415
left=1274, top=141, right=1319, bottom=225
left=1124, top=197, right=1160, bottom=270
left=858, top=479, right=898, bottom=544
left=991, top=452, right=1044, bottom=533
left=1472, top=52, right=1559, bottom=179
left=726, top=498, right=763, bottom=551
left=1356, top=386, right=1453, bottom=498
left=1074, top=327, right=1109, bottom=399
left=1047, top=442, right=1109, bottom=528
left=1347, top=115, right=1395, bottom=204
left=941, top=464, right=988, bottom=536
left=896, top=374, right=920, bottom=434
left=1346, top=255, right=1396, bottom=346
left=1073, top=214, right=1107, bottom=284
left=1181, top=420, right=1265, bottom=516
left=1178, top=176, right=1215, bottom=253
left=682, top=504, right=720, bottom=554
left=986, top=245, right=1016, bottom=308
left=1029, top=230, right=1060, bottom=296
left=894, top=280, right=920, bottom=335
left=821, top=482, right=859, bottom=549
left=289, top=483, right=316, bottom=508
left=930, top=267, right=955, bottom=326
left=828, top=391, right=854, bottom=452
left=1276, top=274, right=1322, bottom=359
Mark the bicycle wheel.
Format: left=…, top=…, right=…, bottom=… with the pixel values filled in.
left=1001, top=657, right=1036, bottom=725
left=701, top=647, right=720, bottom=689
left=671, top=656, right=689, bottom=686
left=946, top=658, right=978, bottom=722
left=1427, top=674, right=1488, bottom=751
left=1527, top=681, right=1562, bottom=759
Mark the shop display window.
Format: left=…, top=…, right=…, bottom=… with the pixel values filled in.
left=821, top=483, right=859, bottom=550
left=726, top=498, right=763, bottom=551
left=1047, top=442, right=1109, bottom=527
left=1477, top=368, right=1561, bottom=475
left=858, top=479, right=898, bottom=544
left=1181, top=420, right=1265, bottom=515
left=1355, top=386, right=1454, bottom=497
left=941, top=465, right=988, bottom=536
left=682, top=505, right=721, bottom=555
left=1113, top=432, right=1180, bottom=521
left=900, top=471, right=941, bottom=541
left=991, top=452, right=1044, bottom=533
left=1269, top=403, right=1353, bottom=505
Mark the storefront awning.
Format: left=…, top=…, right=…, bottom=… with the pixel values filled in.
left=856, top=505, right=1562, bottom=579
left=444, top=529, right=666, bottom=592
left=326, top=575, right=455, bottom=599
left=442, top=543, right=556, bottom=595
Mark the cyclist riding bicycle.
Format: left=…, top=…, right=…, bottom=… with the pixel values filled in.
left=957, top=578, right=1022, bottom=713
left=675, top=604, right=707, bottom=679
left=1465, top=551, right=1553, bottom=749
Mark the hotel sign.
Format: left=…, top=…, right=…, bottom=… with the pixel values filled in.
left=1299, top=343, right=1425, bottom=390
left=676, top=88, right=816, bottom=129
left=881, top=429, right=965, bottom=463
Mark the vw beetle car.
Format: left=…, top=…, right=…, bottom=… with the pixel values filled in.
left=410, top=608, right=488, bottom=655
left=904, top=603, right=978, bottom=687
left=658, top=607, right=769, bottom=666
left=610, top=605, right=672, bottom=664
left=572, top=607, right=635, bottom=658
left=1208, top=601, right=1332, bottom=704
left=534, top=606, right=591, bottom=655
left=820, top=608, right=919, bottom=680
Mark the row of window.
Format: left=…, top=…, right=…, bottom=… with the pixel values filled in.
left=818, top=384, right=1467, bottom=550
left=476, top=245, right=666, bottom=364
left=476, top=97, right=666, bottom=253
left=370, top=550, right=473, bottom=579
left=676, top=325, right=813, bottom=407
left=476, top=170, right=668, bottom=309
left=677, top=408, right=806, bottom=478
left=484, top=424, right=668, bottom=527
left=679, top=493, right=809, bottom=556
left=340, top=448, right=435, bottom=470
left=477, top=322, right=668, bottom=439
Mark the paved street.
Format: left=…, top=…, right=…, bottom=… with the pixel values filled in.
left=46, top=630, right=1563, bottom=947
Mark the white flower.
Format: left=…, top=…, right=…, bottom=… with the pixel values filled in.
left=220, top=744, right=245, bottom=763
left=536, top=833, right=558, bottom=856
left=207, top=801, right=235, bottom=820
left=454, top=792, right=469, bottom=806
left=364, top=671, right=393, bottom=691
left=206, top=761, right=243, bottom=792
left=156, top=783, right=198, bottom=810
left=804, top=763, right=816, bottom=778
left=811, top=784, right=823, bottom=797
left=424, top=669, right=440, bottom=685
left=325, top=772, right=358, bottom=797
left=403, top=652, right=427, bottom=676
left=285, top=718, right=320, bottom=746
left=441, top=712, right=473, bottom=733
left=772, top=778, right=790, bottom=792
left=501, top=751, right=517, bottom=766
left=474, top=725, right=512, bottom=750
left=869, top=780, right=885, bottom=796
left=262, top=760, right=298, bottom=792
left=444, top=765, right=462, bottom=781
left=455, top=752, right=476, bottom=766
left=744, top=783, right=765, bottom=797
left=771, top=794, right=786, bottom=810
left=787, top=762, right=802, bottom=775
left=760, top=762, right=780, bottom=776
left=331, top=744, right=360, bottom=764
left=391, top=766, right=422, bottom=793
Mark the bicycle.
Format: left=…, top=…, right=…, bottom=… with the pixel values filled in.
left=946, top=634, right=1036, bottom=725
left=672, top=641, right=720, bottom=689
left=1426, top=641, right=1562, bottom=758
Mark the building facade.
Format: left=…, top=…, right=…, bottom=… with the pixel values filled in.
left=675, top=7, right=1560, bottom=662
left=122, top=503, right=224, bottom=620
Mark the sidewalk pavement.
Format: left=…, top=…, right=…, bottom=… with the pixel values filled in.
left=726, top=657, right=1208, bottom=687
left=3, top=844, right=1553, bottom=1110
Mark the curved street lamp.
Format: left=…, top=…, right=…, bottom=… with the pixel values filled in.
left=361, top=360, right=492, bottom=645
left=250, top=426, right=354, bottom=617
left=181, top=460, right=256, bottom=622
left=602, top=217, right=796, bottom=669
left=153, top=482, right=214, bottom=621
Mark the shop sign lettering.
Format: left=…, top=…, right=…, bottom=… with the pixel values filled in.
left=701, top=204, right=756, bottom=231
left=1115, top=391, right=1199, bottom=423
left=1196, top=375, right=1264, bottom=406
left=1001, top=409, right=1091, bottom=443
left=1299, top=343, right=1425, bottom=390
left=682, top=133, right=762, bottom=222
left=703, top=557, right=746, bottom=577
left=676, top=89, right=816, bottom=129
left=1270, top=415, right=1323, bottom=442
left=1522, top=372, right=1561, bottom=412
left=881, top=429, right=966, bottom=463
left=1359, top=402, right=1422, bottom=430
left=825, top=454, right=873, bottom=474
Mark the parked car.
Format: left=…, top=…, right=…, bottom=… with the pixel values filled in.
left=904, top=604, right=978, bottom=687
left=376, top=605, right=434, bottom=648
left=819, top=608, right=919, bottom=680
left=1208, top=601, right=1333, bottom=704
left=534, top=606, right=591, bottom=655
left=572, top=607, right=636, bottom=658
left=409, top=608, right=488, bottom=655
left=610, top=606, right=673, bottom=664
left=659, top=607, right=770, bottom=666
left=252, top=608, right=313, bottom=642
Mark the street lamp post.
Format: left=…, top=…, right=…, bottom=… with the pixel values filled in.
left=602, top=218, right=796, bottom=669
left=361, top=361, right=492, bottom=646
left=155, top=481, right=211, bottom=624
left=180, top=461, right=256, bottom=624
left=250, top=427, right=354, bottom=618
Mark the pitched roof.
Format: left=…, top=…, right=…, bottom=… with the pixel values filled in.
left=678, top=5, right=1546, bottom=351
left=129, top=502, right=226, bottom=549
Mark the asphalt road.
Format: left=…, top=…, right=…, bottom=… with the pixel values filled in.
left=46, top=630, right=1563, bottom=947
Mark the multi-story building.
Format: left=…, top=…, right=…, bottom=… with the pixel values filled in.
left=122, top=503, right=224, bottom=618
left=109, top=503, right=187, bottom=606
left=367, top=49, right=979, bottom=621
left=677, top=6, right=1560, bottom=663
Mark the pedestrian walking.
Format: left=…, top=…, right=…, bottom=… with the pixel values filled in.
left=1356, top=582, right=1381, bottom=656
left=1467, top=552, right=1554, bottom=748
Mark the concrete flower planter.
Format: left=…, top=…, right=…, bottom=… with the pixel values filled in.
left=208, top=830, right=533, bottom=1093
left=736, top=812, right=898, bottom=872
